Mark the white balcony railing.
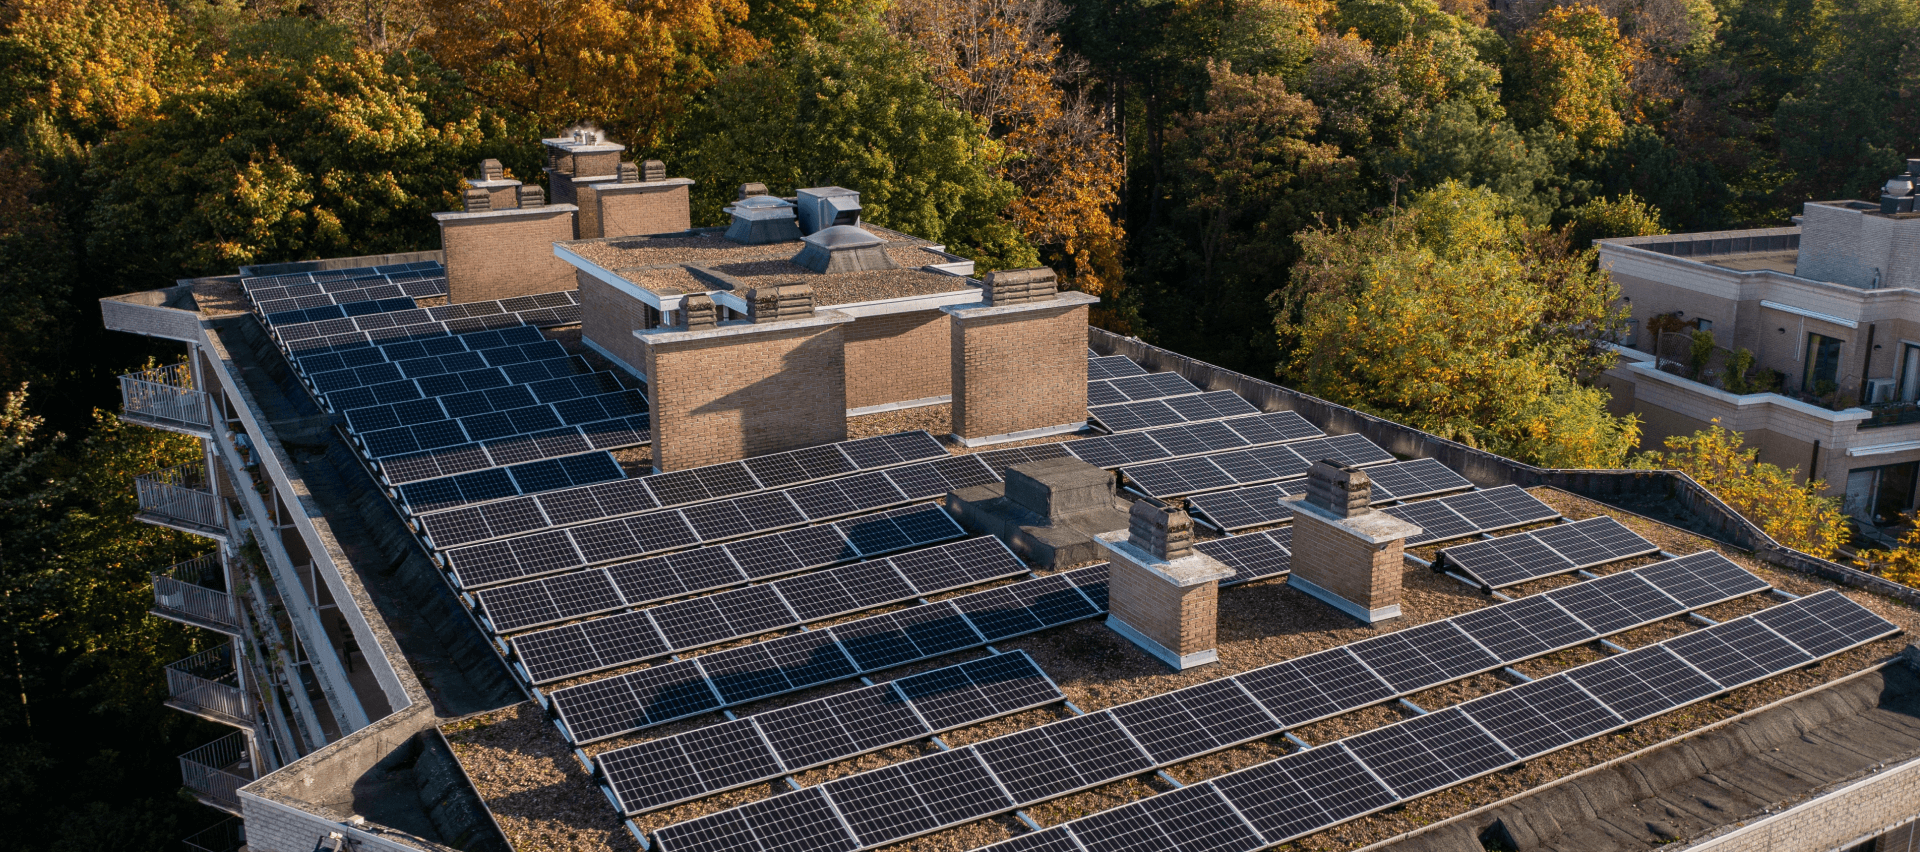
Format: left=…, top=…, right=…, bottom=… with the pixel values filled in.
left=179, top=730, right=253, bottom=815
left=151, top=553, right=237, bottom=631
left=135, top=463, right=228, bottom=537
left=119, top=362, right=214, bottom=435
left=165, top=644, right=247, bottom=726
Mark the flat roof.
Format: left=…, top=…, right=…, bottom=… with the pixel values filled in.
left=560, top=227, right=974, bottom=308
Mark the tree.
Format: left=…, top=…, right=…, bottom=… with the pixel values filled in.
left=1277, top=181, right=1640, bottom=467
left=672, top=23, right=1037, bottom=269
left=885, top=0, right=1129, bottom=323
left=84, top=47, right=503, bottom=283
left=1564, top=190, right=1666, bottom=247
left=1506, top=4, right=1645, bottom=149
left=415, top=0, right=759, bottom=149
left=1136, top=62, right=1359, bottom=375
left=1629, top=423, right=1847, bottom=559
left=0, top=0, right=200, bottom=145
left=1773, top=0, right=1920, bottom=200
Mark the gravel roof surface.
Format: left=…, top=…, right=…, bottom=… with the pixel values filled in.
left=439, top=479, right=1920, bottom=852
left=190, top=278, right=250, bottom=317
left=568, top=233, right=797, bottom=268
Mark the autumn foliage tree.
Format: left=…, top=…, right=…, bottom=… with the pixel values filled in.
left=1630, top=423, right=1848, bottom=559
left=1506, top=4, right=1644, bottom=149
left=416, top=0, right=759, bottom=148
left=1278, top=181, right=1640, bottom=467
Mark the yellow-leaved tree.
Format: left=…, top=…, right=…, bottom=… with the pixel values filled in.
left=1506, top=3, right=1645, bottom=149
left=1278, top=181, right=1640, bottom=468
left=1628, top=423, right=1848, bottom=559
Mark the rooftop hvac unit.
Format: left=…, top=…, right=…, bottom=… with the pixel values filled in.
left=1868, top=377, right=1897, bottom=404
left=795, top=187, right=860, bottom=235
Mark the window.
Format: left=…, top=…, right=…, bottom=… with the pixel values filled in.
left=1804, top=332, right=1843, bottom=393
left=1901, top=343, right=1920, bottom=402
left=1695, top=318, right=1713, bottom=332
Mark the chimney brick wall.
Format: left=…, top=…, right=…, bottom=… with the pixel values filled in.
left=575, top=150, right=621, bottom=177
left=845, top=309, right=952, bottom=410
left=597, top=184, right=691, bottom=239
left=440, top=207, right=578, bottom=304
left=1107, top=561, right=1219, bottom=658
left=643, top=322, right=849, bottom=470
left=577, top=275, right=654, bottom=376
left=1290, top=511, right=1405, bottom=617
left=949, top=302, right=1088, bottom=440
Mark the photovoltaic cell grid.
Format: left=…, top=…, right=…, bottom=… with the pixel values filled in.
left=512, top=535, right=1031, bottom=684
left=1088, top=390, right=1262, bottom=432
left=443, top=453, right=1001, bottom=589
left=1121, top=433, right=1402, bottom=499
left=420, top=431, right=948, bottom=548
left=597, top=651, right=1062, bottom=814
left=262, top=285, right=583, bottom=357
left=243, top=261, right=448, bottom=325
left=1086, top=371, right=1203, bottom=408
left=1053, top=411, right=1326, bottom=472
left=1187, top=458, right=1475, bottom=531
left=1440, top=516, right=1661, bottom=589
left=975, top=589, right=1899, bottom=852
left=549, top=563, right=1112, bottom=744
left=474, top=503, right=965, bottom=634
left=1086, top=355, right=1149, bottom=381
left=1193, top=527, right=1293, bottom=585
left=1382, top=485, right=1561, bottom=546
left=655, top=551, right=1816, bottom=852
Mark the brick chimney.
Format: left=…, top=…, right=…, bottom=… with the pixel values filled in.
left=434, top=159, right=578, bottom=304
left=543, top=135, right=692, bottom=239
left=941, top=268, right=1100, bottom=446
left=1094, top=501, right=1234, bottom=670
left=1286, top=460, right=1422, bottom=623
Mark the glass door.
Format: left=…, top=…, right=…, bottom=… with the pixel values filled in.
left=1804, top=332, right=1843, bottom=394
left=1901, top=344, right=1920, bottom=401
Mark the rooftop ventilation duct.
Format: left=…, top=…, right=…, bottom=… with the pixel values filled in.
left=795, top=187, right=861, bottom=235
left=725, top=195, right=802, bottom=245
left=793, top=225, right=897, bottom=274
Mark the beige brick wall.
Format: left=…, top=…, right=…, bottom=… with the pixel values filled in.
left=845, top=309, right=951, bottom=409
left=574, top=182, right=600, bottom=239
left=950, top=303, right=1088, bottom=439
left=1290, top=511, right=1402, bottom=613
left=644, top=323, right=848, bottom=469
left=579, top=276, right=655, bottom=376
left=599, top=184, right=691, bottom=238
left=441, top=208, right=577, bottom=304
left=1109, top=560, right=1217, bottom=655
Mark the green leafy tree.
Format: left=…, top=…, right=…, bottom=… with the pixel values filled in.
left=1277, top=181, right=1640, bottom=467
left=84, top=45, right=502, bottom=283
left=671, top=22, right=1036, bottom=269
left=1774, top=0, right=1920, bottom=200
left=1564, top=189, right=1666, bottom=247
left=1630, top=422, right=1846, bottom=558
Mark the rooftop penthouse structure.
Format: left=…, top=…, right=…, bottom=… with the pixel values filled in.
left=101, top=136, right=1920, bottom=852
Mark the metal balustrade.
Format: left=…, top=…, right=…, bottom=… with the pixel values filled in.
left=165, top=644, right=247, bottom=726
left=151, top=553, right=238, bottom=631
left=136, top=463, right=229, bottom=537
left=180, top=817, right=246, bottom=852
left=119, top=362, right=215, bottom=435
left=179, top=731, right=253, bottom=815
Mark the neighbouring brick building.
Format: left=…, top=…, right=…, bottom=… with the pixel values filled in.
left=96, top=134, right=1920, bottom=852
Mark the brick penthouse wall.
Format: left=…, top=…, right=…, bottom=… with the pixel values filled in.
left=578, top=276, right=652, bottom=377
left=598, top=184, right=692, bottom=238
left=1290, top=511, right=1401, bottom=613
left=441, top=208, right=577, bottom=304
left=845, top=309, right=951, bottom=409
left=950, top=303, right=1088, bottom=439
left=1108, top=561, right=1217, bottom=655
left=644, top=323, right=848, bottom=469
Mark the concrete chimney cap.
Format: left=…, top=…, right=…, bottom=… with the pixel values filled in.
left=804, top=224, right=884, bottom=248
left=1308, top=459, right=1369, bottom=487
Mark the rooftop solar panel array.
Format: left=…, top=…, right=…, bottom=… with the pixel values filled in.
left=653, top=551, right=1800, bottom=852
left=598, top=652, right=1062, bottom=815
left=1187, top=458, right=1474, bottom=531
left=549, top=563, right=1111, bottom=744
left=268, top=289, right=583, bottom=356
left=243, top=261, right=448, bottom=325
left=1194, top=527, right=1294, bottom=584
left=1382, top=485, right=1562, bottom=545
left=512, top=536, right=1030, bottom=684
left=1440, top=516, right=1661, bottom=589
left=1120, top=433, right=1398, bottom=498
left=1086, top=371, right=1202, bottom=408
left=1086, top=355, right=1149, bottom=381
left=1088, top=390, right=1262, bottom=432
left=419, top=431, right=948, bottom=547
left=977, top=589, right=1896, bottom=852
left=474, top=503, right=965, bottom=634
left=442, top=453, right=997, bottom=589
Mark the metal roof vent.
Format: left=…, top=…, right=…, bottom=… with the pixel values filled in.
left=793, top=225, right=897, bottom=273
left=725, top=195, right=801, bottom=245
left=795, top=187, right=861, bottom=235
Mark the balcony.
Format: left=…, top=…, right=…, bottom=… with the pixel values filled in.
left=181, top=817, right=245, bottom=852
left=120, top=362, right=215, bottom=436
left=152, top=553, right=238, bottom=632
left=136, top=463, right=229, bottom=539
left=165, top=644, right=248, bottom=727
left=179, top=731, right=254, bottom=815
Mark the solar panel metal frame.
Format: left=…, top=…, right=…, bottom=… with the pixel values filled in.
left=1440, top=516, right=1660, bottom=590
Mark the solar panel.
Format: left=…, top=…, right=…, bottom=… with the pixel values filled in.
left=1120, top=434, right=1396, bottom=498
left=1087, top=355, right=1149, bottom=380
left=1090, top=390, right=1259, bottom=432
left=1440, top=516, right=1658, bottom=589
left=1194, top=531, right=1291, bottom=584
left=1383, top=486, right=1558, bottom=546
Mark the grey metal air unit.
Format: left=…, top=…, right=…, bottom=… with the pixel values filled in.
left=796, top=187, right=862, bottom=235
